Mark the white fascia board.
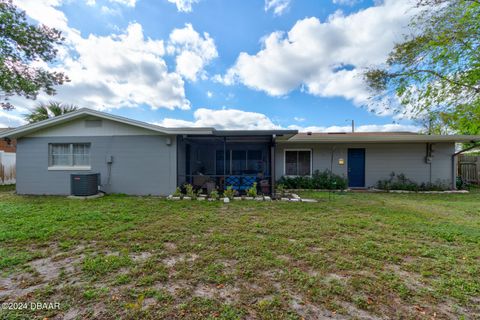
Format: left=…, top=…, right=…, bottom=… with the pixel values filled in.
left=0, top=108, right=214, bottom=138
left=285, top=135, right=480, bottom=143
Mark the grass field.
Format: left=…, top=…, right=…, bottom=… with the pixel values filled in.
left=0, top=187, right=479, bottom=319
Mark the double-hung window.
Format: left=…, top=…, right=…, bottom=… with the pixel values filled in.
left=284, top=150, right=311, bottom=176
left=48, top=143, right=91, bottom=169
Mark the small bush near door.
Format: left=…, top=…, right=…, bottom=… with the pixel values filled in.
left=277, top=170, right=347, bottom=190
left=456, top=176, right=471, bottom=190
left=376, top=172, right=451, bottom=191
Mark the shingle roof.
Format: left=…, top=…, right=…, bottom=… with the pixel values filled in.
left=294, top=132, right=419, bottom=137
left=284, top=132, right=480, bottom=143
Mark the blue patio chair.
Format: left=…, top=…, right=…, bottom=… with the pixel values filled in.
left=239, top=176, right=256, bottom=191
left=225, top=176, right=240, bottom=190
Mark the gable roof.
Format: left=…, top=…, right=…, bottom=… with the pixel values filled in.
left=0, top=108, right=216, bottom=138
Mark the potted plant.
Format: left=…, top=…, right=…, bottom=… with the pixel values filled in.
left=172, top=187, right=182, bottom=200
left=209, top=190, right=219, bottom=201
left=223, top=186, right=235, bottom=200
left=245, top=182, right=257, bottom=200
left=184, top=184, right=195, bottom=200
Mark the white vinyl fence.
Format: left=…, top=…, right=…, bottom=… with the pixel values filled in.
left=0, top=151, right=15, bottom=185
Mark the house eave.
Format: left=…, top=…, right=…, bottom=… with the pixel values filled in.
left=212, top=130, right=298, bottom=137
left=283, top=134, right=480, bottom=143
left=0, top=108, right=215, bottom=138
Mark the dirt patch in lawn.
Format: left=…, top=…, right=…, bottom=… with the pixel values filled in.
left=59, top=307, right=82, bottom=320
left=290, top=294, right=346, bottom=320
left=154, top=279, right=191, bottom=295
left=130, top=251, right=153, bottom=262
left=193, top=283, right=240, bottom=304
left=387, top=264, right=429, bottom=291
left=162, top=253, right=199, bottom=268
left=163, top=242, right=177, bottom=251
left=0, top=273, right=43, bottom=299
left=339, top=301, right=382, bottom=320
left=0, top=246, right=85, bottom=301
left=324, top=273, right=349, bottom=283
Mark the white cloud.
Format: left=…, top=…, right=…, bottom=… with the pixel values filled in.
left=167, top=0, right=199, bottom=12
left=86, top=0, right=136, bottom=8
left=167, top=24, right=218, bottom=81
left=100, top=5, right=120, bottom=15
left=157, top=108, right=282, bottom=130
left=156, top=107, right=419, bottom=132
left=14, top=0, right=71, bottom=34
left=294, top=117, right=305, bottom=122
left=265, top=0, right=291, bottom=16
left=109, top=0, right=137, bottom=7
left=0, top=110, right=27, bottom=128
left=332, top=0, right=360, bottom=6
left=11, top=1, right=221, bottom=111
left=55, top=23, right=190, bottom=110
left=217, top=0, right=416, bottom=114
left=287, top=123, right=420, bottom=133
left=206, top=91, right=213, bottom=98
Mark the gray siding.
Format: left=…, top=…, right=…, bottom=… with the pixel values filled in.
left=275, top=142, right=455, bottom=187
left=16, top=135, right=177, bottom=195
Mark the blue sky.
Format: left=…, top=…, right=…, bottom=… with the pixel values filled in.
left=2, top=0, right=420, bottom=132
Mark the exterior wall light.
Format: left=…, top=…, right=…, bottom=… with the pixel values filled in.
left=338, top=158, right=345, bottom=165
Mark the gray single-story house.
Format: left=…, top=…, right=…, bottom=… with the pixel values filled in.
left=1, top=108, right=479, bottom=195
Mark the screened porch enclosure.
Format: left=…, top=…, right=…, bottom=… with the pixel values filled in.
left=177, top=135, right=274, bottom=194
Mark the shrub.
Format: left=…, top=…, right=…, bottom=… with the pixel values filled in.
left=456, top=176, right=470, bottom=190
left=376, top=172, right=450, bottom=191
left=184, top=184, right=195, bottom=198
left=246, top=182, right=258, bottom=197
left=275, top=184, right=285, bottom=197
left=172, top=187, right=182, bottom=197
left=223, top=186, right=236, bottom=199
left=277, top=170, right=347, bottom=190
left=209, top=190, right=219, bottom=199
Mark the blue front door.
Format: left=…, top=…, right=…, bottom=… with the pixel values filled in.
left=348, top=148, right=365, bottom=188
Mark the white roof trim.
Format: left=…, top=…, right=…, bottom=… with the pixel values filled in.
left=0, top=108, right=215, bottom=138
left=2, top=108, right=479, bottom=143
left=284, top=134, right=480, bottom=143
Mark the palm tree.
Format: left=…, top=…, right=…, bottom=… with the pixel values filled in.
left=24, top=102, right=79, bottom=123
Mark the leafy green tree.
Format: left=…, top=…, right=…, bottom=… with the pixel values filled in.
left=413, top=111, right=451, bottom=135
left=0, top=0, right=68, bottom=110
left=364, top=0, right=480, bottom=134
left=24, top=102, right=78, bottom=123
left=441, top=101, right=480, bottom=134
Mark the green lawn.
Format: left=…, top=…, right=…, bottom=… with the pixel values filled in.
left=0, top=188, right=479, bottom=319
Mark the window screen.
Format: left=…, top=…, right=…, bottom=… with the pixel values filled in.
left=231, top=150, right=246, bottom=175
left=49, top=143, right=90, bottom=167
left=285, top=150, right=311, bottom=176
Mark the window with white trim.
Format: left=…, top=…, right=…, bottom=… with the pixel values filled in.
left=285, top=150, right=311, bottom=176
left=49, top=143, right=91, bottom=168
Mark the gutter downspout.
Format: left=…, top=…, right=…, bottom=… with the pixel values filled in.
left=271, top=134, right=276, bottom=195
left=451, top=141, right=480, bottom=189
left=223, top=136, right=226, bottom=185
